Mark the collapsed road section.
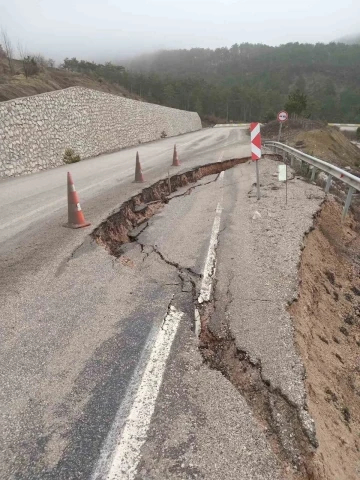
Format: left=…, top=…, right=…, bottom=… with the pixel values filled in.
left=91, top=156, right=355, bottom=480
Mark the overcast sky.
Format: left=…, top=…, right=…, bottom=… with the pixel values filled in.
left=1, top=0, right=359, bottom=63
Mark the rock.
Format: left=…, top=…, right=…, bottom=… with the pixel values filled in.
left=252, top=211, right=261, bottom=220
left=134, top=203, right=147, bottom=213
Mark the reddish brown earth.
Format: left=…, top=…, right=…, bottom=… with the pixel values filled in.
left=290, top=199, right=360, bottom=480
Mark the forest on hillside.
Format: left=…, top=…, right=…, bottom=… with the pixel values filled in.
left=61, top=42, right=360, bottom=123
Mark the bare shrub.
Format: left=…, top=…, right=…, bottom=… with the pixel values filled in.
left=63, top=148, right=81, bottom=164
left=1, top=29, right=14, bottom=72
left=23, top=56, right=40, bottom=77
left=34, top=54, right=55, bottom=70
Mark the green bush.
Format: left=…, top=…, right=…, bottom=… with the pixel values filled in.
left=284, top=89, right=308, bottom=116
left=63, top=148, right=81, bottom=164
left=263, top=110, right=277, bottom=123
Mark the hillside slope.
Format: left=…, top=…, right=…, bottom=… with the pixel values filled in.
left=262, top=119, right=360, bottom=170
left=0, top=58, right=140, bottom=102
left=290, top=128, right=360, bottom=169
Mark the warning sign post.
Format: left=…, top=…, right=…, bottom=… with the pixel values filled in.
left=250, top=122, right=261, bottom=200
left=277, top=110, right=288, bottom=142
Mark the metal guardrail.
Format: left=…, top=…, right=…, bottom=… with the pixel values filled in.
left=328, top=123, right=360, bottom=128
left=264, top=141, right=360, bottom=220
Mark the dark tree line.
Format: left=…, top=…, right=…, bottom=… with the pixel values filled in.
left=62, top=41, right=360, bottom=123
left=61, top=57, right=284, bottom=122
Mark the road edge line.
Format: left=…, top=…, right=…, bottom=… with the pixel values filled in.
left=197, top=170, right=224, bottom=305
left=95, top=305, right=183, bottom=480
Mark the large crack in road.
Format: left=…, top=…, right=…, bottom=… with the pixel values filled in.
left=90, top=155, right=321, bottom=479
left=91, top=156, right=253, bottom=255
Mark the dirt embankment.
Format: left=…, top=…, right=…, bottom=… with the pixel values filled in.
left=262, top=118, right=360, bottom=172
left=0, top=58, right=140, bottom=102
left=290, top=129, right=360, bottom=170
left=261, top=118, right=326, bottom=141
left=290, top=199, right=360, bottom=480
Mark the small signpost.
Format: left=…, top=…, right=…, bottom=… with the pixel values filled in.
left=278, top=164, right=287, bottom=181
left=250, top=122, right=261, bottom=200
left=278, top=163, right=288, bottom=204
left=277, top=110, right=288, bottom=142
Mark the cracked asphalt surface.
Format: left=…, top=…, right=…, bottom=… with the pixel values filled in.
left=214, top=161, right=324, bottom=426
left=134, top=160, right=325, bottom=479
left=0, top=126, right=326, bottom=479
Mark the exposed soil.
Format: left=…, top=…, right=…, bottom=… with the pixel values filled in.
left=262, top=117, right=360, bottom=173
left=290, top=199, right=360, bottom=480
left=290, top=129, right=360, bottom=171
left=261, top=118, right=326, bottom=141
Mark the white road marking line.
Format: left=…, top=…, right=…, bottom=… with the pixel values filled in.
left=197, top=170, right=224, bottom=305
left=217, top=150, right=224, bottom=162
left=96, top=305, right=183, bottom=480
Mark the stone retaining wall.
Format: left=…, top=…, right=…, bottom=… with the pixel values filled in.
left=0, top=87, right=202, bottom=177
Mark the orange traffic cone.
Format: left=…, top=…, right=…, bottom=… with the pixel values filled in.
left=64, top=172, right=91, bottom=229
left=172, top=144, right=180, bottom=166
left=134, top=152, right=144, bottom=183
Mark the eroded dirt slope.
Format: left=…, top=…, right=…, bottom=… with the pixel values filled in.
left=290, top=199, right=360, bottom=480
left=261, top=118, right=360, bottom=171
left=290, top=129, right=360, bottom=170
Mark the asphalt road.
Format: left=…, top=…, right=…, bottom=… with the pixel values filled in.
left=0, top=127, right=255, bottom=479
left=0, top=128, right=248, bottom=301
left=1, top=124, right=326, bottom=479
left=0, top=128, right=244, bottom=244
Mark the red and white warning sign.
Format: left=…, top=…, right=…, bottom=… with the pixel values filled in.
left=277, top=110, right=288, bottom=122
left=250, top=122, right=261, bottom=161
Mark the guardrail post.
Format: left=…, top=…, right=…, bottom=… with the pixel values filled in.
left=325, top=175, right=332, bottom=193
left=342, top=186, right=355, bottom=221
left=290, top=155, right=294, bottom=168
left=311, top=166, right=317, bottom=181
